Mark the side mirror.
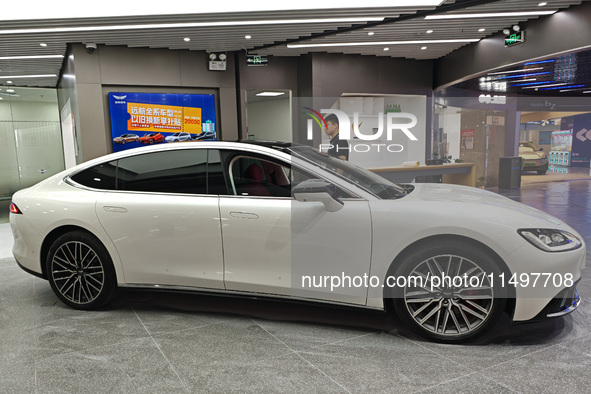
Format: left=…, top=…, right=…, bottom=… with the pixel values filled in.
left=292, top=179, right=344, bottom=212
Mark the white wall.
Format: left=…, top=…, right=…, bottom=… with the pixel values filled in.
left=442, top=112, right=461, bottom=161
left=327, top=95, right=427, bottom=168
left=247, top=96, right=292, bottom=142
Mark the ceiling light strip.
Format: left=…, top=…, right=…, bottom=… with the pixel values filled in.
left=512, top=81, right=557, bottom=87
left=0, top=17, right=385, bottom=35
left=288, top=39, right=479, bottom=49
left=0, top=55, right=64, bottom=60
left=521, top=82, right=564, bottom=89
left=524, top=59, right=556, bottom=65
left=496, top=71, right=552, bottom=80
left=559, top=88, right=587, bottom=92
left=1, top=1, right=444, bottom=21
left=540, top=84, right=585, bottom=91
left=425, top=10, right=557, bottom=19
left=509, top=78, right=537, bottom=83
left=0, top=74, right=57, bottom=79
left=487, top=67, right=543, bottom=76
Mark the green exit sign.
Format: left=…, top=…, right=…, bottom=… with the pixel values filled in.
left=505, top=31, right=525, bottom=47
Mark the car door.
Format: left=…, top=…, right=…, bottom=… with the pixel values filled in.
left=218, top=151, right=372, bottom=305
left=94, top=148, right=224, bottom=289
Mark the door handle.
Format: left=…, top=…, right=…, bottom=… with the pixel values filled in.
left=103, top=206, right=128, bottom=213
left=229, top=211, right=259, bottom=219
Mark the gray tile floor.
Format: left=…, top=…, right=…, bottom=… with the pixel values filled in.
left=1, top=177, right=591, bottom=393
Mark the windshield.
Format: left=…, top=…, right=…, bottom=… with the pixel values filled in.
left=288, top=145, right=407, bottom=199
left=519, top=147, right=535, bottom=153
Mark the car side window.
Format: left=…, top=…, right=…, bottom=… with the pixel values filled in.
left=116, top=149, right=208, bottom=194
left=220, top=152, right=353, bottom=199
left=229, top=156, right=292, bottom=197
left=70, top=161, right=118, bottom=190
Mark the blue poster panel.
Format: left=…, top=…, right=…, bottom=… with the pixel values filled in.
left=571, top=113, right=591, bottom=168
left=108, top=92, right=216, bottom=152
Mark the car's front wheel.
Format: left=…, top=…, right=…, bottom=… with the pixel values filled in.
left=46, top=231, right=117, bottom=310
left=537, top=170, right=546, bottom=175
left=390, top=240, right=506, bottom=343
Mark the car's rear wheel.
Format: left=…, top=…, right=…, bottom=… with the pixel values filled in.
left=46, top=231, right=117, bottom=310
left=390, top=241, right=506, bottom=343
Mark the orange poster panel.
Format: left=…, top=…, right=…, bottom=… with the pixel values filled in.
left=127, top=103, right=183, bottom=132
left=183, top=106, right=202, bottom=134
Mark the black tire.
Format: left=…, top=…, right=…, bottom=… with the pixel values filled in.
left=537, top=170, right=546, bottom=175
left=121, top=140, right=126, bottom=145
left=149, top=139, right=154, bottom=144
left=389, top=240, right=506, bottom=343
left=46, top=231, right=118, bottom=310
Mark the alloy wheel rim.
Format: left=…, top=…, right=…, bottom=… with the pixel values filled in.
left=51, top=241, right=105, bottom=304
left=403, top=254, right=494, bottom=337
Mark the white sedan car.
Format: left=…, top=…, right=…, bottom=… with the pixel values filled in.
left=165, top=132, right=192, bottom=142
left=9, top=141, right=584, bottom=342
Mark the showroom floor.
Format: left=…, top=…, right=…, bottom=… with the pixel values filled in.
left=1, top=179, right=591, bottom=393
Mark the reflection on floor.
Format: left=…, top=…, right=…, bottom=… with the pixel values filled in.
left=0, top=178, right=590, bottom=392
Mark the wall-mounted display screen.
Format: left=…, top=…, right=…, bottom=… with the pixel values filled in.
left=108, top=92, right=216, bottom=152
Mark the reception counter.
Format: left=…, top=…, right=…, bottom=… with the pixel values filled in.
left=369, top=162, right=476, bottom=187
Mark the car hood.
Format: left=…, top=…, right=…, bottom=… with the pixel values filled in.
left=399, top=183, right=563, bottom=227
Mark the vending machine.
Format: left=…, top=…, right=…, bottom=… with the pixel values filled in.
left=549, top=130, right=572, bottom=173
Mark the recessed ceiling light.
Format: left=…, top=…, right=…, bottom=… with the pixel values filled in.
left=425, top=10, right=557, bottom=19
left=7, top=81, right=12, bottom=84
left=245, top=35, right=252, bottom=39
left=368, top=32, right=375, bottom=36
left=538, top=2, right=547, bottom=6
left=7, top=89, right=15, bottom=92
left=426, top=30, right=433, bottom=34
left=40, top=43, right=47, bottom=47
left=421, top=46, right=427, bottom=50
left=256, top=92, right=285, bottom=97
left=183, top=37, right=190, bottom=42
left=478, top=28, right=485, bottom=32
left=583, top=91, right=591, bottom=94
left=288, top=38, right=479, bottom=48
left=383, top=47, right=389, bottom=51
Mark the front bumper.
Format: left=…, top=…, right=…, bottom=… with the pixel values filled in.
left=522, top=159, right=549, bottom=172
left=526, top=285, right=581, bottom=323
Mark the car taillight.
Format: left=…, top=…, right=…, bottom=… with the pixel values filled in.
left=9, top=203, right=22, bottom=214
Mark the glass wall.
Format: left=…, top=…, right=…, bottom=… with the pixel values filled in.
left=0, top=88, right=64, bottom=223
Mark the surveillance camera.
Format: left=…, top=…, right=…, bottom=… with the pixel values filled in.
left=85, top=43, right=97, bottom=54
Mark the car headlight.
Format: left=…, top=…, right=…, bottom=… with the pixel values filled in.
left=518, top=229, right=582, bottom=252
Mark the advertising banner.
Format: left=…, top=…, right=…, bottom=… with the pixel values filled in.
left=109, top=92, right=216, bottom=152
left=461, top=129, right=474, bottom=150
left=571, top=113, right=591, bottom=168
